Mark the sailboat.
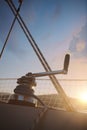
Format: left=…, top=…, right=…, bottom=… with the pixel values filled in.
left=0, top=0, right=87, bottom=130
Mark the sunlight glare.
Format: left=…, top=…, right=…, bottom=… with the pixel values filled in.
left=79, top=92, right=87, bottom=103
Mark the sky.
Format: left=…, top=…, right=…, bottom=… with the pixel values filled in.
left=0, top=0, right=87, bottom=80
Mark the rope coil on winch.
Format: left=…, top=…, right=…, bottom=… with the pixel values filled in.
left=11, top=72, right=48, bottom=130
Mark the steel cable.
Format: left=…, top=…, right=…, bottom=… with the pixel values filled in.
left=0, top=1, right=22, bottom=58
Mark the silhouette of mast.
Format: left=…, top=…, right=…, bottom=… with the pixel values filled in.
left=5, top=0, right=75, bottom=111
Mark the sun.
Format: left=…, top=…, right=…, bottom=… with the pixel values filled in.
left=79, top=92, right=87, bottom=103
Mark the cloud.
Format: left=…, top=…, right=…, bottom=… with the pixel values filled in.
left=69, top=21, right=87, bottom=59
left=76, top=40, right=85, bottom=52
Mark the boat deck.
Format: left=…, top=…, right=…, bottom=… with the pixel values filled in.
left=0, top=102, right=87, bottom=130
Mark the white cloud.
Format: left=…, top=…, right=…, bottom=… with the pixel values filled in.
left=69, top=21, right=87, bottom=59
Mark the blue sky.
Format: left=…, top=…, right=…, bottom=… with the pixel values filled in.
left=0, top=0, right=87, bottom=79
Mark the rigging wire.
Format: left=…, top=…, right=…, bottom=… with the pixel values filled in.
left=0, top=1, right=23, bottom=59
